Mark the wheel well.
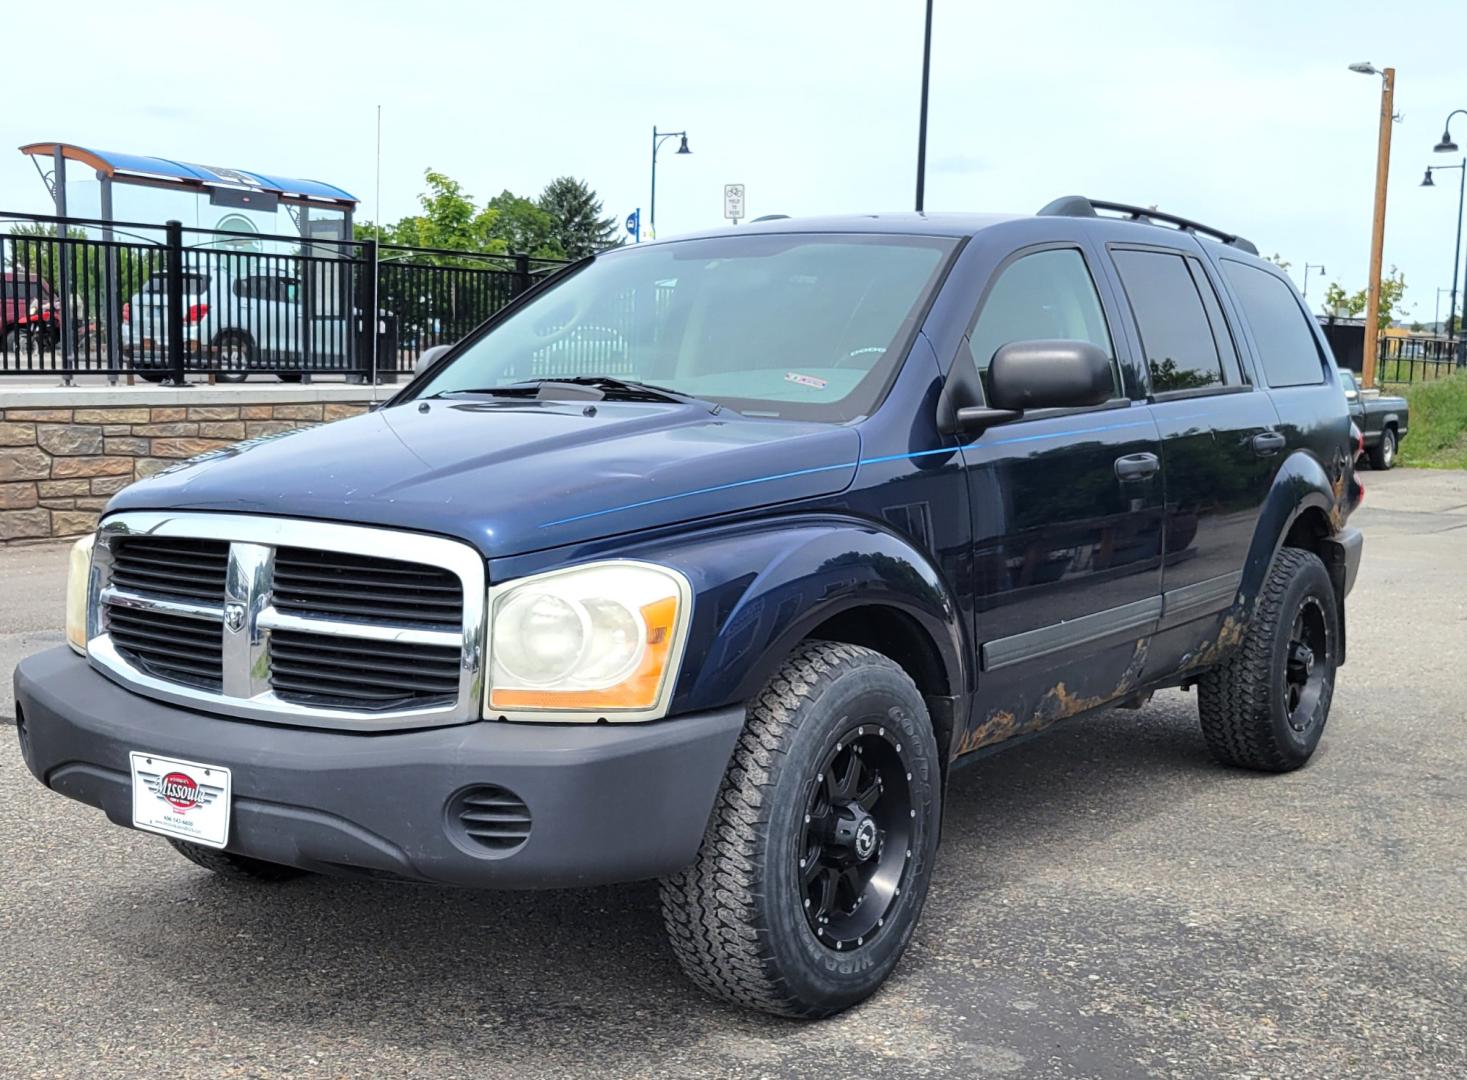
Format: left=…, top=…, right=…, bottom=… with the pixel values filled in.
left=805, top=605, right=956, bottom=766
left=1282, top=506, right=1332, bottom=558
left=213, top=328, right=255, bottom=349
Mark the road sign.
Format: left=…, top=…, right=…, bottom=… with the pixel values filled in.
left=625, top=208, right=641, bottom=243
left=723, top=184, right=746, bottom=222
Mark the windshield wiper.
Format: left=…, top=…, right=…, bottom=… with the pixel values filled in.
left=433, top=376, right=721, bottom=412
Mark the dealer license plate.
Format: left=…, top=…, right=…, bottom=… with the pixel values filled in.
left=129, top=752, right=232, bottom=849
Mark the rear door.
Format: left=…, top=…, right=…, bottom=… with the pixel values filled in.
left=1103, top=244, right=1281, bottom=671
left=957, top=242, right=1166, bottom=750
left=1216, top=258, right=1348, bottom=477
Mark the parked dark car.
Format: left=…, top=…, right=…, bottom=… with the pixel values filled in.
left=16, top=197, right=1364, bottom=1018
left=0, top=272, right=60, bottom=355
left=1337, top=366, right=1408, bottom=469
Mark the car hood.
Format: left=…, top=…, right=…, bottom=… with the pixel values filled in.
left=107, top=399, right=861, bottom=557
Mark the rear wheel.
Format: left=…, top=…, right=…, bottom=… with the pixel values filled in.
left=167, top=838, right=307, bottom=882
left=1197, top=547, right=1338, bottom=772
left=275, top=371, right=303, bottom=383
left=660, top=641, right=940, bottom=1018
left=213, top=334, right=252, bottom=383
left=1369, top=427, right=1397, bottom=470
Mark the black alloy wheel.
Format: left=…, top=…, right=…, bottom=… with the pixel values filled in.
left=800, top=726, right=913, bottom=951
left=1283, top=595, right=1329, bottom=734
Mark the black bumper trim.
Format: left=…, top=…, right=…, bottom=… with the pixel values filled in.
left=16, top=647, right=744, bottom=889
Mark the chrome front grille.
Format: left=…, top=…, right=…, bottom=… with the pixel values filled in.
left=110, top=536, right=229, bottom=602
left=268, top=630, right=462, bottom=710
left=106, top=604, right=224, bottom=689
left=88, top=513, right=486, bottom=730
left=272, top=547, right=463, bottom=626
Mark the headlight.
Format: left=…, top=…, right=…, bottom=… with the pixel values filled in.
left=65, top=533, right=96, bottom=655
left=487, top=561, right=691, bottom=721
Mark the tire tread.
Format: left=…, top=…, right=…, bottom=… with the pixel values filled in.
left=1197, top=546, right=1327, bottom=772
left=658, top=640, right=914, bottom=1018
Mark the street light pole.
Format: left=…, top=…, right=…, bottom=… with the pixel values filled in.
left=915, top=0, right=933, bottom=212
left=1433, top=110, right=1467, bottom=345
left=1348, top=62, right=1395, bottom=387
left=649, top=126, right=691, bottom=241
left=1422, top=161, right=1466, bottom=341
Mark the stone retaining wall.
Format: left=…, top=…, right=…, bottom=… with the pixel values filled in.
left=0, top=389, right=376, bottom=542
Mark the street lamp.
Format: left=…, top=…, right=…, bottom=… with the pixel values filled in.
left=1350, top=61, right=1396, bottom=387
left=1429, top=109, right=1467, bottom=344
left=1422, top=162, right=1466, bottom=341
left=1302, top=262, right=1326, bottom=300
left=649, top=127, right=691, bottom=241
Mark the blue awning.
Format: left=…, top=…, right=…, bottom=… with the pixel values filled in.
left=20, top=142, right=357, bottom=207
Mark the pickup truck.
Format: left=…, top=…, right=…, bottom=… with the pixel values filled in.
left=1337, top=367, right=1408, bottom=469
left=15, top=197, right=1364, bottom=1019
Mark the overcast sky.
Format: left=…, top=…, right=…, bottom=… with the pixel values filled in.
left=3, top=0, right=1465, bottom=322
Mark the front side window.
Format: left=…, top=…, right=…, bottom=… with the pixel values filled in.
left=1221, top=261, right=1326, bottom=388
left=1112, top=249, right=1227, bottom=395
left=967, top=248, right=1118, bottom=398
left=415, top=233, right=957, bottom=422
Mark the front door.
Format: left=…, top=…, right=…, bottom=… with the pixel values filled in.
left=954, top=244, right=1165, bottom=756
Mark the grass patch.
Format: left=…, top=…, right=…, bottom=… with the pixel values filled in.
left=1391, top=371, right=1467, bottom=468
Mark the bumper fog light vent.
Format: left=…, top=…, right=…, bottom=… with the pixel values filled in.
left=450, top=785, right=532, bottom=855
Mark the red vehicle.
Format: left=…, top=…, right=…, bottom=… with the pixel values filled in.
left=1, top=272, right=61, bottom=355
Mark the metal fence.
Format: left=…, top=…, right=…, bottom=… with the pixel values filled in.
left=0, top=210, right=569, bottom=383
left=1376, top=334, right=1465, bottom=385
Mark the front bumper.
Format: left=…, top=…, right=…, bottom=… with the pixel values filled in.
left=15, top=647, right=743, bottom=889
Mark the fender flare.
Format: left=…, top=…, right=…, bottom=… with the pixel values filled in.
left=658, top=516, right=970, bottom=721
left=1238, top=450, right=1341, bottom=613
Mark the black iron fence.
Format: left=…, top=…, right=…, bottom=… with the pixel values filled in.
left=0, top=210, right=569, bottom=383
left=1376, top=334, right=1465, bottom=385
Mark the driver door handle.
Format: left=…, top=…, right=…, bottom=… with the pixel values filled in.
left=1252, top=431, right=1286, bottom=457
left=1114, top=452, right=1160, bottom=481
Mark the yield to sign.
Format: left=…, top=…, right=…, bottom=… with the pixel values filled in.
left=723, top=184, right=746, bottom=221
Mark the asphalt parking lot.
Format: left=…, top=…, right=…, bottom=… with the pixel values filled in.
left=2, top=468, right=1464, bottom=1079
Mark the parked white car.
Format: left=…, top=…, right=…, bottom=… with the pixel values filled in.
left=121, top=262, right=354, bottom=382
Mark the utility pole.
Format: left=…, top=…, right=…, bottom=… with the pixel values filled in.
left=915, top=0, right=933, bottom=212
left=1361, top=66, right=1395, bottom=388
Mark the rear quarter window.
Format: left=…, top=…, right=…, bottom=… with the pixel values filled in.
left=1221, top=261, right=1325, bottom=388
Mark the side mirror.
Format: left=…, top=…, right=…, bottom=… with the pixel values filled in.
left=986, top=340, right=1115, bottom=412
left=1344, top=389, right=1359, bottom=401
left=413, top=344, right=453, bottom=379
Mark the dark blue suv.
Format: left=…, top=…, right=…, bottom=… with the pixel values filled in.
left=15, top=197, right=1363, bottom=1018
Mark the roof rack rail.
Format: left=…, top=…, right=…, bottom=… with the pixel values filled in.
left=1037, top=195, right=1259, bottom=256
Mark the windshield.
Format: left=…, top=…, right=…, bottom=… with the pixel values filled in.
left=415, top=232, right=957, bottom=421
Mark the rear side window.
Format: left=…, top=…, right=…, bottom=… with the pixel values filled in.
left=968, top=247, right=1118, bottom=397
left=1222, top=261, right=1325, bottom=388
left=1111, top=249, right=1224, bottom=394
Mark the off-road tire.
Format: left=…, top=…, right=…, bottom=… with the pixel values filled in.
left=167, top=838, right=308, bottom=882
left=1197, top=547, right=1338, bottom=772
left=1369, top=427, right=1396, bottom=470
left=659, top=641, right=941, bottom=1018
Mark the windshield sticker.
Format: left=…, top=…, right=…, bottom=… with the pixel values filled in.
left=785, top=372, right=828, bottom=390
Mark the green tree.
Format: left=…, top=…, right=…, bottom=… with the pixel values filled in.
left=1320, top=267, right=1408, bottom=331
left=475, top=191, right=563, bottom=258
left=538, top=176, right=623, bottom=258
left=1264, top=253, right=1292, bottom=273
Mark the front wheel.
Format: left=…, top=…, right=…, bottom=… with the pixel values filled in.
left=660, top=641, right=941, bottom=1018
left=1369, top=427, right=1397, bottom=470
left=1197, top=547, right=1339, bottom=772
